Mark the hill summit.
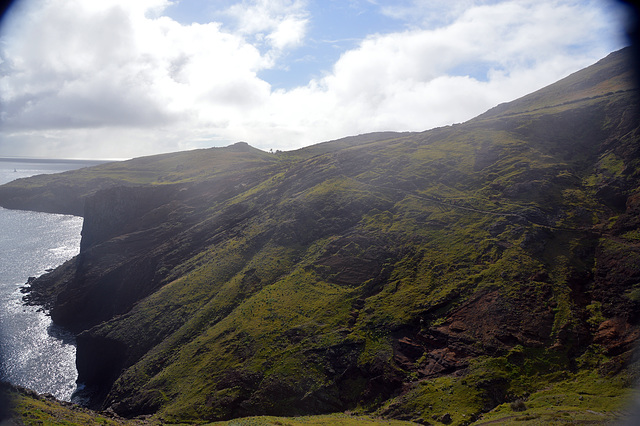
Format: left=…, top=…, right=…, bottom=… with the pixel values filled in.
left=2, top=47, right=639, bottom=424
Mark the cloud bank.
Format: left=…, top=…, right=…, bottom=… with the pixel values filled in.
left=0, top=0, right=629, bottom=158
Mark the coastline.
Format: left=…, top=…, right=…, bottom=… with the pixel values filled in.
left=0, top=160, right=90, bottom=404
left=0, top=157, right=109, bottom=164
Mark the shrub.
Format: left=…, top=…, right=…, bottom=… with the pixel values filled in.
left=510, top=399, right=527, bottom=412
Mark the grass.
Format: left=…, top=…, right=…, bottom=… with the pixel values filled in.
left=378, top=350, right=638, bottom=425
left=205, top=414, right=418, bottom=425
left=6, top=386, right=419, bottom=425
left=5, top=387, right=139, bottom=425
left=475, top=369, right=636, bottom=425
left=102, top=126, right=637, bottom=418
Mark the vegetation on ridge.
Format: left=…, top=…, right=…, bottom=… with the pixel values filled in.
left=1, top=48, right=639, bottom=425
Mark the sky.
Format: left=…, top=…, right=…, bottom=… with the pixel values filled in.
left=0, top=0, right=632, bottom=159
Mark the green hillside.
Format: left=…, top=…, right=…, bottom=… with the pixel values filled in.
left=2, top=47, right=639, bottom=425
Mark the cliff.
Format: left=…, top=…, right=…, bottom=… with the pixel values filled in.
left=6, top=48, right=640, bottom=424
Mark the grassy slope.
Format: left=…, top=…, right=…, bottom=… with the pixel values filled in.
left=6, top=379, right=633, bottom=425
left=4, top=49, right=640, bottom=425
left=0, top=142, right=277, bottom=215
left=94, top=51, right=640, bottom=423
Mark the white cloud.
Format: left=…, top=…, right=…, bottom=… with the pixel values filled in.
left=267, top=14, right=308, bottom=50
left=0, top=0, right=629, bottom=158
left=0, top=0, right=268, bottom=131
left=225, top=0, right=309, bottom=51
left=379, top=0, right=499, bottom=27
left=252, top=0, right=623, bottom=149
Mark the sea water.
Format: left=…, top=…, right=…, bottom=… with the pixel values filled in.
left=0, top=158, right=103, bottom=401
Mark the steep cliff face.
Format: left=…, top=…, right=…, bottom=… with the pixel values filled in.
left=80, top=185, right=182, bottom=250
left=0, top=179, right=90, bottom=216
left=11, top=48, right=640, bottom=423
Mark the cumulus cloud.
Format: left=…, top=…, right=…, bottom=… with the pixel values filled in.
left=1, top=0, right=267, bottom=130
left=0, top=0, right=629, bottom=158
left=225, top=0, right=309, bottom=51
left=258, top=0, right=624, bottom=147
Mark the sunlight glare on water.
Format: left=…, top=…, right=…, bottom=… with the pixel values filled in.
left=0, top=208, right=83, bottom=400
left=0, top=159, right=88, bottom=401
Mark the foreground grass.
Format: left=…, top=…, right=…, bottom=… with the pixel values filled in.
left=8, top=373, right=637, bottom=426
left=471, top=368, right=638, bottom=425
left=10, top=394, right=138, bottom=425
left=6, top=385, right=415, bottom=426
left=204, top=414, right=416, bottom=425
left=474, top=409, right=623, bottom=425
left=9, top=400, right=633, bottom=426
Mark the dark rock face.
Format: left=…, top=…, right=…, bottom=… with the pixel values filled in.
left=0, top=182, right=86, bottom=216
left=44, top=185, right=190, bottom=331
left=80, top=185, right=184, bottom=250
left=75, top=334, right=128, bottom=409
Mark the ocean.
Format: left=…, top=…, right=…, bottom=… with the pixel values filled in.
left=0, top=158, right=104, bottom=401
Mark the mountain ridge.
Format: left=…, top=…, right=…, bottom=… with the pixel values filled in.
left=2, top=47, right=640, bottom=424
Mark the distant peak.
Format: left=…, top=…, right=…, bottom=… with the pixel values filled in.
left=227, top=142, right=253, bottom=152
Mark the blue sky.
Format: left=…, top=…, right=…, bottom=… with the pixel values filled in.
left=163, top=0, right=420, bottom=88
left=0, top=0, right=631, bottom=159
